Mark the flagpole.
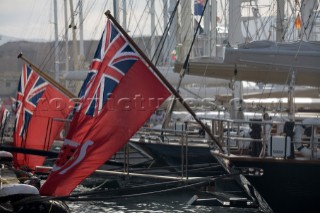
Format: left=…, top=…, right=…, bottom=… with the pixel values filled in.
left=105, top=11, right=224, bottom=152
left=17, top=53, right=78, bottom=100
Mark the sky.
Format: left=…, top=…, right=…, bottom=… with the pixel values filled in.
left=0, top=0, right=282, bottom=43
left=0, top=0, right=165, bottom=42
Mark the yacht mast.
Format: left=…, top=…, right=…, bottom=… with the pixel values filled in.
left=228, top=0, right=244, bottom=46
left=276, top=0, right=285, bottom=42
left=53, top=0, right=59, bottom=82
left=113, top=0, right=120, bottom=21
left=64, top=0, right=69, bottom=74
left=78, top=0, right=85, bottom=68
left=163, top=0, right=169, bottom=65
left=228, top=0, right=244, bottom=119
left=288, top=69, right=295, bottom=121
left=150, top=0, right=156, bottom=59
left=210, top=0, right=217, bottom=57
left=69, top=0, right=79, bottom=71
left=122, top=0, right=127, bottom=31
left=168, top=0, right=177, bottom=61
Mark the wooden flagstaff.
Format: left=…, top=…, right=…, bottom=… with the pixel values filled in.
left=17, top=52, right=78, bottom=101
left=104, top=11, right=224, bottom=152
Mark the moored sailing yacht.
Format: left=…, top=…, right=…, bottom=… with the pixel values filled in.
left=209, top=116, right=320, bottom=213
left=172, top=0, right=320, bottom=212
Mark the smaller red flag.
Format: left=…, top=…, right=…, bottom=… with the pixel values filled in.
left=14, top=64, right=74, bottom=171
left=295, top=14, right=301, bottom=30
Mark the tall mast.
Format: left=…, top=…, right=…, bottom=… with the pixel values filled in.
left=79, top=0, right=85, bottom=68
left=228, top=0, right=244, bottom=46
left=276, top=0, right=284, bottom=42
left=162, top=0, right=169, bottom=65
left=210, top=0, right=217, bottom=57
left=69, top=0, right=79, bottom=71
left=122, top=0, right=127, bottom=31
left=150, top=0, right=156, bottom=59
left=288, top=69, right=295, bottom=121
left=179, top=0, right=193, bottom=60
left=64, top=0, right=69, bottom=74
left=113, top=0, right=120, bottom=21
left=168, top=0, right=177, bottom=61
left=53, top=0, right=59, bottom=82
left=203, top=0, right=210, bottom=56
left=228, top=0, right=244, bottom=119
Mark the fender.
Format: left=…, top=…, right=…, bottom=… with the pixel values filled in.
left=0, top=184, right=39, bottom=198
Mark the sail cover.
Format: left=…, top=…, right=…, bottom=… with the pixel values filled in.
left=14, top=64, right=74, bottom=171
left=40, top=18, right=171, bottom=196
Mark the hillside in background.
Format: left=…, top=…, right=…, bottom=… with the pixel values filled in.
left=0, top=36, right=162, bottom=97
left=0, top=35, right=161, bottom=74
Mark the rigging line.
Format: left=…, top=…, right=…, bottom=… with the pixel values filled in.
left=129, top=2, right=150, bottom=52
left=159, top=21, right=180, bottom=77
left=138, top=0, right=158, bottom=39
left=42, top=0, right=106, bottom=70
left=62, top=173, right=239, bottom=202
left=281, top=10, right=295, bottom=40
left=84, top=1, right=110, bottom=63
left=182, top=0, right=210, bottom=70
left=152, top=0, right=180, bottom=66
left=147, top=0, right=165, bottom=62
left=82, top=0, right=98, bottom=22
left=154, top=0, right=167, bottom=33
left=39, top=2, right=78, bottom=70
left=39, top=37, right=67, bottom=73
left=65, top=173, right=228, bottom=199
left=131, top=0, right=150, bottom=36
left=251, top=2, right=264, bottom=40
left=242, top=3, right=252, bottom=41
left=298, top=0, right=312, bottom=40
left=151, top=0, right=178, bottom=63
left=180, top=1, right=194, bottom=45
left=65, top=182, right=210, bottom=202
left=127, top=0, right=138, bottom=32
left=13, top=176, right=206, bottom=205
left=25, top=3, right=53, bottom=69
left=149, top=0, right=165, bottom=36
left=306, top=3, right=320, bottom=40
left=254, top=0, right=269, bottom=40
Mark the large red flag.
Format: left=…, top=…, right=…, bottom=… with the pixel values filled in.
left=40, top=18, right=171, bottom=196
left=14, top=64, right=74, bottom=171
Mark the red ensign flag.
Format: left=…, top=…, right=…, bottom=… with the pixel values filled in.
left=40, top=18, right=170, bottom=196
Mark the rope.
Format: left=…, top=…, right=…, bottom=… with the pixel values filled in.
left=65, top=180, right=210, bottom=202
left=151, top=0, right=180, bottom=66
left=12, top=173, right=239, bottom=206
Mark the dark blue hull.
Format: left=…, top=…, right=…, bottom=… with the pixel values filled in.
left=130, top=141, right=223, bottom=177
left=214, top=153, right=320, bottom=213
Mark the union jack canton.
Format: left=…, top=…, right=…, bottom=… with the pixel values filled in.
left=78, top=20, right=140, bottom=117
left=15, top=65, right=48, bottom=138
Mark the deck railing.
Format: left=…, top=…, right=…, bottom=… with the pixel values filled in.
left=200, top=117, right=320, bottom=160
